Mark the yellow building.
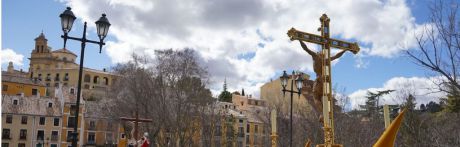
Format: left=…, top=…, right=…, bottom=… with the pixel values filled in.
left=2, top=62, right=47, bottom=97
left=1, top=95, right=62, bottom=147
left=56, top=86, right=86, bottom=147
left=231, top=95, right=269, bottom=147
left=260, top=73, right=313, bottom=115
left=27, top=32, right=117, bottom=100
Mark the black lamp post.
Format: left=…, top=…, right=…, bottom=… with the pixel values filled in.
left=59, top=7, right=110, bottom=147
left=280, top=70, right=304, bottom=147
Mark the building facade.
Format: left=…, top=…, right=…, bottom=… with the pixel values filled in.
left=1, top=95, right=62, bottom=147
left=260, top=73, right=313, bottom=115
left=27, top=32, right=116, bottom=100
left=2, top=63, right=47, bottom=97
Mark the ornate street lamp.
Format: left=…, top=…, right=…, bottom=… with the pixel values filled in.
left=280, top=70, right=304, bottom=147
left=59, top=7, right=110, bottom=147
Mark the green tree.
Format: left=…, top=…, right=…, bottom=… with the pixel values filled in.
left=360, top=90, right=394, bottom=118
left=399, top=94, right=425, bottom=146
left=218, top=79, right=232, bottom=102
left=444, top=85, right=460, bottom=112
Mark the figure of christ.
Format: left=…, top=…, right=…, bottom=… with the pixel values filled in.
left=299, top=40, right=347, bottom=122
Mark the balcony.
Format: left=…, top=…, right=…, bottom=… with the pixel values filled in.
left=51, top=135, right=59, bottom=141
left=87, top=140, right=96, bottom=145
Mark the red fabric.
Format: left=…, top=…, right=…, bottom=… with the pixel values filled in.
left=141, top=138, right=149, bottom=147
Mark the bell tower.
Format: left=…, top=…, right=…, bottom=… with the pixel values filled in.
left=33, top=32, right=50, bottom=53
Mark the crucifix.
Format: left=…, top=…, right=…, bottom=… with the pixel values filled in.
left=120, top=111, right=153, bottom=144
left=287, top=14, right=360, bottom=146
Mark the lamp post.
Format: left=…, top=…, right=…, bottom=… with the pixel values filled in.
left=59, top=7, right=111, bottom=147
left=280, top=70, right=304, bottom=147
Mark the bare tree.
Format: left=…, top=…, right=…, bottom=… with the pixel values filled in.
left=406, top=0, right=460, bottom=94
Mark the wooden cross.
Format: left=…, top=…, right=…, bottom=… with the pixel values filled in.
left=287, top=14, right=360, bottom=146
left=120, top=111, right=153, bottom=141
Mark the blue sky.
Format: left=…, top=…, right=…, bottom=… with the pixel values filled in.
left=2, top=0, right=443, bottom=108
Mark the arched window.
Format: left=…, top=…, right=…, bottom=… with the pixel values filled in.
left=93, top=76, right=99, bottom=84
left=84, top=74, right=91, bottom=83
left=103, top=77, right=109, bottom=85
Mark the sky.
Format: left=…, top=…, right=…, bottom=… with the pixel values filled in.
left=1, top=0, right=449, bottom=110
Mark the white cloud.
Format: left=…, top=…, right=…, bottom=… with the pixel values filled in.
left=60, top=0, right=428, bottom=96
left=348, top=76, right=445, bottom=110
left=1, top=48, right=24, bottom=67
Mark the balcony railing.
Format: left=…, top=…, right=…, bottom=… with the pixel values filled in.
left=87, top=140, right=96, bottom=145
left=51, top=135, right=59, bottom=141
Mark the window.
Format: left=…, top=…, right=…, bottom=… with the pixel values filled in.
left=215, top=125, right=221, bottom=136
left=2, top=143, right=8, bottom=147
left=32, top=89, right=38, bottom=96
left=37, top=130, right=44, bottom=140
left=89, top=121, right=96, bottom=130
left=51, top=131, right=59, bottom=141
left=255, top=125, right=258, bottom=133
left=246, top=124, right=250, bottom=133
left=239, top=119, right=243, bottom=123
left=93, top=76, right=99, bottom=84
left=121, top=133, right=125, bottom=139
left=67, top=131, right=73, bottom=142
left=55, top=73, right=60, bottom=81
left=84, top=74, right=91, bottom=83
left=13, top=100, right=18, bottom=105
left=2, top=85, right=7, bottom=91
left=54, top=83, right=59, bottom=87
left=19, top=129, right=27, bottom=140
left=2, top=129, right=10, bottom=139
left=68, top=117, right=76, bottom=127
left=84, top=84, right=90, bottom=89
left=70, top=88, right=75, bottom=94
left=46, top=83, right=50, bottom=87
left=103, top=77, right=109, bottom=85
left=39, top=117, right=45, bottom=125
left=70, top=105, right=77, bottom=115
left=6, top=115, right=12, bottom=124
left=238, top=127, right=244, bottom=137
left=21, top=116, right=27, bottom=124
left=106, top=132, right=113, bottom=142
left=107, top=122, right=113, bottom=130
left=88, top=132, right=96, bottom=144
left=46, top=74, right=51, bottom=81
left=63, top=57, right=67, bottom=61
left=38, top=74, right=42, bottom=81
left=54, top=118, right=60, bottom=126
left=50, top=144, right=57, bottom=147
left=18, top=143, right=25, bottom=147
left=48, top=102, right=53, bottom=108
left=64, top=73, right=69, bottom=81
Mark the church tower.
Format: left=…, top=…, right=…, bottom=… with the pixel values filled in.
left=33, top=32, right=50, bottom=53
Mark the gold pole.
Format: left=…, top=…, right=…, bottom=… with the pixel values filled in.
left=271, top=109, right=277, bottom=147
